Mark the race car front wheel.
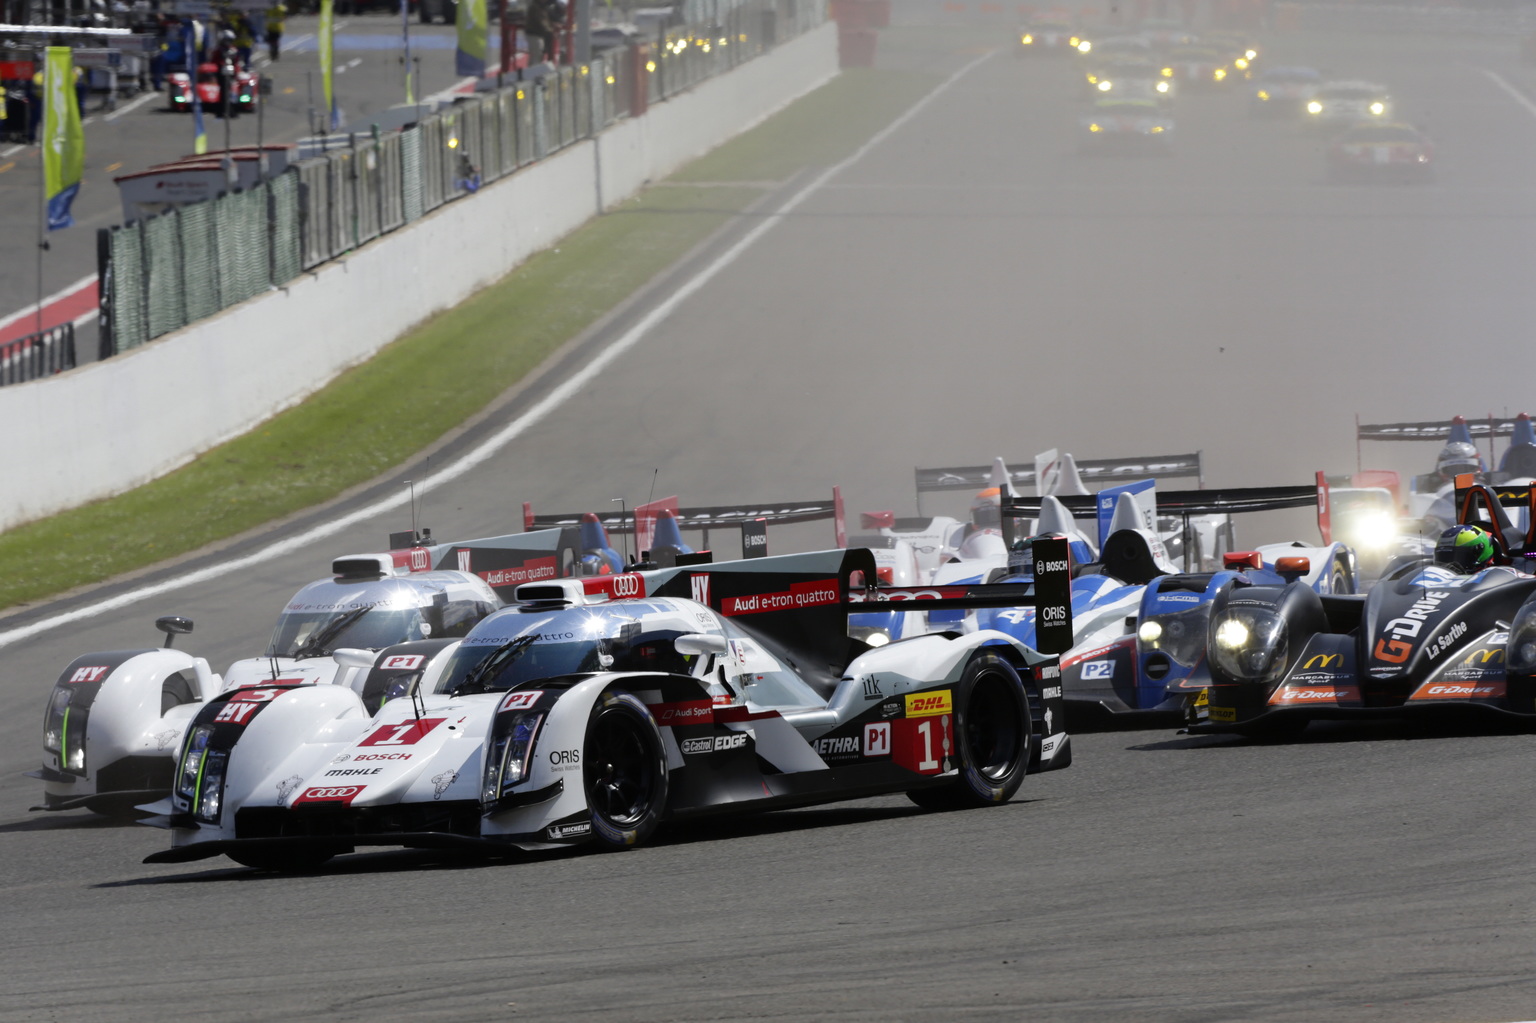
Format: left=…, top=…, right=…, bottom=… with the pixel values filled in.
left=907, top=653, right=1031, bottom=811
left=584, top=689, right=669, bottom=850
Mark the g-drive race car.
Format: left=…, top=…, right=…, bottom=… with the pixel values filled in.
left=1199, top=477, right=1536, bottom=736
left=141, top=547, right=1075, bottom=870
left=30, top=525, right=608, bottom=815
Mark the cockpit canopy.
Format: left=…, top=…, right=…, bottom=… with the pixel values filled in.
left=266, top=574, right=498, bottom=659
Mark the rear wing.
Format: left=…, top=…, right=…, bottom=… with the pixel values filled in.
left=1453, top=474, right=1535, bottom=556
left=1001, top=480, right=1324, bottom=548
left=915, top=452, right=1202, bottom=501
left=523, top=487, right=846, bottom=558
left=1355, top=413, right=1513, bottom=471
left=383, top=526, right=582, bottom=600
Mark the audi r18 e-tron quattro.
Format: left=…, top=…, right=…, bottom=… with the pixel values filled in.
left=141, top=547, right=1075, bottom=870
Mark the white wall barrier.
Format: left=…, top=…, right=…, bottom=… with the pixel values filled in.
left=0, top=23, right=837, bottom=532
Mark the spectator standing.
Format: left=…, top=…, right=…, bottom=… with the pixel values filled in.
left=233, top=12, right=255, bottom=66
left=264, top=2, right=286, bottom=60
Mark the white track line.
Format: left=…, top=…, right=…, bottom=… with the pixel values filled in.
left=102, top=90, right=160, bottom=122
left=1483, top=68, right=1536, bottom=120
left=0, top=49, right=994, bottom=652
left=0, top=274, right=96, bottom=335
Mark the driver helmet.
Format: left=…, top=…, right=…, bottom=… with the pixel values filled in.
left=1436, top=441, right=1482, bottom=481
left=969, top=487, right=1002, bottom=530
left=1434, top=524, right=1496, bottom=572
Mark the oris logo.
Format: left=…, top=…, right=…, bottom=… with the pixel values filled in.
left=549, top=749, right=581, bottom=765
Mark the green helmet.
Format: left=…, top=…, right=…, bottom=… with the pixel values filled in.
left=1434, top=525, right=1495, bottom=572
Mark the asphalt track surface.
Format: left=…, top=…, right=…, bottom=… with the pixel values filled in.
left=0, top=14, right=468, bottom=354
left=6, top=25, right=1536, bottom=1023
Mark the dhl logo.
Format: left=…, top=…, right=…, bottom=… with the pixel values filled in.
left=1302, top=653, right=1343, bottom=670
left=904, top=690, right=953, bottom=719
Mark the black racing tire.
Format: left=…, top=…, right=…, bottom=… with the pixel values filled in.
left=583, top=689, right=668, bottom=849
left=907, top=653, right=1032, bottom=811
left=1329, top=556, right=1353, bottom=595
left=228, top=846, right=338, bottom=872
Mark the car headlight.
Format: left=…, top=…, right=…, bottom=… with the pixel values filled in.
left=1507, top=604, right=1536, bottom=673
left=1161, top=67, right=1173, bottom=77
left=1245, top=49, right=1257, bottom=59
left=1141, top=605, right=1213, bottom=668
left=1369, top=101, right=1385, bottom=115
left=1234, top=57, right=1248, bottom=69
left=1307, top=101, right=1323, bottom=114
left=1157, top=81, right=1169, bottom=93
left=42, top=685, right=87, bottom=772
left=1069, top=35, right=1079, bottom=45
left=1022, top=33, right=1033, bottom=43
left=1077, top=39, right=1091, bottom=53
left=1088, top=123, right=1102, bottom=132
left=1210, top=606, right=1288, bottom=683
left=482, top=712, right=544, bottom=806
left=1256, top=89, right=1269, bottom=100
left=1339, top=511, right=1397, bottom=552
left=1098, top=79, right=1112, bottom=91
left=174, top=724, right=228, bottom=823
left=1213, top=68, right=1227, bottom=80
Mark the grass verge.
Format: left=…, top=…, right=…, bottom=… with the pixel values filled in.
left=0, top=66, right=938, bottom=611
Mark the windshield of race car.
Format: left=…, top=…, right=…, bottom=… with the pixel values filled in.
left=438, top=634, right=607, bottom=694
left=267, top=606, right=430, bottom=658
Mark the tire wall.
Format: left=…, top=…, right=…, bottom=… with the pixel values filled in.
left=0, top=22, right=838, bottom=532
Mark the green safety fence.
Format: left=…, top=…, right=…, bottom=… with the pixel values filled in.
left=98, top=0, right=823, bottom=356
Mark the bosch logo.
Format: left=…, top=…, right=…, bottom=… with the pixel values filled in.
left=1036, top=559, right=1069, bottom=573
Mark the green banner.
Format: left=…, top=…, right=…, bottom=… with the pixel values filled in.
left=319, top=0, right=337, bottom=128
left=43, top=46, right=84, bottom=230
left=455, top=0, right=488, bottom=76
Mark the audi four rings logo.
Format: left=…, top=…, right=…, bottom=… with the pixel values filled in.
left=611, top=574, right=642, bottom=597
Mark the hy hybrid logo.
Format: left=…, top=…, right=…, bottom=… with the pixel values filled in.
left=691, top=574, right=710, bottom=605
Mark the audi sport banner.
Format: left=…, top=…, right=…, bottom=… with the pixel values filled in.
left=456, top=0, right=488, bottom=77
left=1031, top=535, right=1073, bottom=655
left=320, top=0, right=339, bottom=129
left=42, top=47, right=84, bottom=230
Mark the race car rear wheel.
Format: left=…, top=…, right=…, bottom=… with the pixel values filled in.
left=907, top=653, right=1031, bottom=810
left=584, top=689, right=668, bottom=850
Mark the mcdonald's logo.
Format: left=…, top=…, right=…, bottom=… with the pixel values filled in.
left=1463, top=647, right=1504, bottom=665
left=1303, top=653, right=1343, bottom=670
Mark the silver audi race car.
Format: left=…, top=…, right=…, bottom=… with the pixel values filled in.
left=140, top=547, right=1075, bottom=871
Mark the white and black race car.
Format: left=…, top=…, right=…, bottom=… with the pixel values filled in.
left=29, top=525, right=603, bottom=815
left=141, top=548, right=1074, bottom=871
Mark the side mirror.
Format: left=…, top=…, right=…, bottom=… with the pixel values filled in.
left=675, top=633, right=728, bottom=656
left=156, top=615, right=194, bottom=648
left=332, top=647, right=378, bottom=671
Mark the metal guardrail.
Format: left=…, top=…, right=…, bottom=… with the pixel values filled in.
left=97, top=0, right=819, bottom=357
left=0, top=322, right=76, bottom=386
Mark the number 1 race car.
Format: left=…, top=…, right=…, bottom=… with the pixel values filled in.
left=141, top=548, right=1074, bottom=871
left=1198, top=478, right=1536, bottom=736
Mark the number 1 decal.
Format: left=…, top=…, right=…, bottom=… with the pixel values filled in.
left=916, top=719, right=940, bottom=772
left=359, top=718, right=445, bottom=747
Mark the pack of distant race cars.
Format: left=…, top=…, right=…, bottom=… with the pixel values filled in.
left=1018, top=9, right=1435, bottom=180
left=27, top=414, right=1536, bottom=870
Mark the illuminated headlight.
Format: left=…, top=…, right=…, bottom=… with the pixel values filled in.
left=1156, top=81, right=1169, bottom=93
left=43, top=686, right=86, bottom=772
left=1161, top=67, right=1173, bottom=77
left=1089, top=123, right=1102, bottom=132
left=1022, top=33, right=1033, bottom=44
left=1142, top=606, right=1213, bottom=667
left=1341, top=511, right=1397, bottom=551
left=1098, top=80, right=1112, bottom=91
left=1369, top=101, right=1385, bottom=115
left=1213, top=68, right=1227, bottom=81
left=1234, top=57, right=1248, bottom=69
left=175, top=724, right=213, bottom=804
left=196, top=750, right=228, bottom=822
left=1245, top=48, right=1257, bottom=59
left=482, top=712, right=544, bottom=806
left=1069, top=35, right=1079, bottom=46
left=1149, top=125, right=1165, bottom=133
left=1087, top=73, right=1098, bottom=83
left=1210, top=607, right=1288, bottom=683
left=1139, top=621, right=1163, bottom=643
left=1256, top=89, right=1270, bottom=100
left=1307, top=100, right=1323, bottom=114
left=1077, top=39, right=1091, bottom=53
